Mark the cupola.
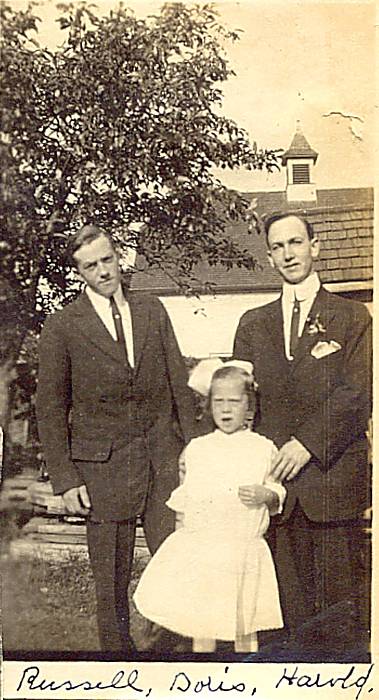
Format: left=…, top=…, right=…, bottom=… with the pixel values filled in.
left=282, top=122, right=318, bottom=202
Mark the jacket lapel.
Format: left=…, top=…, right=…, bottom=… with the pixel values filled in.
left=262, top=298, right=288, bottom=367
left=128, top=293, right=150, bottom=375
left=72, top=289, right=150, bottom=371
left=71, top=293, right=123, bottom=364
left=290, top=287, right=337, bottom=369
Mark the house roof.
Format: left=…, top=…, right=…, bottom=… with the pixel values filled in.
left=129, top=187, right=373, bottom=295
left=282, top=129, right=318, bottom=164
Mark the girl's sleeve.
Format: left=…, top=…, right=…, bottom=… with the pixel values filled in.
left=166, top=444, right=191, bottom=513
left=264, top=443, right=287, bottom=514
left=166, top=484, right=187, bottom=513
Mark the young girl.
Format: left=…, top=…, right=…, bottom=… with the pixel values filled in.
left=134, top=360, right=285, bottom=653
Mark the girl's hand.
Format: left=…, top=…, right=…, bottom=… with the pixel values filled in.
left=238, top=484, right=275, bottom=508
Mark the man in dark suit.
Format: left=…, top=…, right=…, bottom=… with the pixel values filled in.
left=36, top=224, right=199, bottom=654
left=233, top=212, right=372, bottom=645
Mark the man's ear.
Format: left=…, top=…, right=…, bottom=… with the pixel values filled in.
left=72, top=264, right=83, bottom=282
left=267, top=250, right=275, bottom=269
left=310, top=236, right=320, bottom=260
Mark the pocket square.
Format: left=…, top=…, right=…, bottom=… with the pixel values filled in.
left=311, top=340, right=341, bottom=359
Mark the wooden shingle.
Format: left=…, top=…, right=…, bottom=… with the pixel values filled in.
left=130, top=187, right=373, bottom=293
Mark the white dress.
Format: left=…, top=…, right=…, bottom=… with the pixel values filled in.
left=134, top=429, right=285, bottom=640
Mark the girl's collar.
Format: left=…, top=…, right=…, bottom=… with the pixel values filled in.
left=214, top=427, right=249, bottom=437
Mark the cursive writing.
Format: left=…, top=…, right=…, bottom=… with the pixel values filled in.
left=14, top=662, right=375, bottom=699
left=16, top=666, right=145, bottom=693
left=170, top=666, right=256, bottom=695
left=276, top=664, right=374, bottom=700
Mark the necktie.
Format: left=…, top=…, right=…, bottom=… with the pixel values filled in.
left=110, top=296, right=131, bottom=369
left=289, top=296, right=301, bottom=359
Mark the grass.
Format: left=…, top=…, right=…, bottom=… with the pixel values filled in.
left=1, top=510, right=150, bottom=654
left=1, top=509, right=372, bottom=661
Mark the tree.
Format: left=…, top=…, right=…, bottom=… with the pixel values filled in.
left=1, top=0, right=280, bottom=365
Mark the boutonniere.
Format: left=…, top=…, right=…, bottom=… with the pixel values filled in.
left=306, top=312, right=326, bottom=336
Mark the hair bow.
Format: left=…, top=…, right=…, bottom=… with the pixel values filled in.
left=188, top=358, right=255, bottom=397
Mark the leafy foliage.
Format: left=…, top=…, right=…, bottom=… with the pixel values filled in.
left=1, top=1, right=280, bottom=362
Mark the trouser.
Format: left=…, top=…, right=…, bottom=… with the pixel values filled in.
left=142, top=485, right=176, bottom=555
left=271, top=504, right=370, bottom=640
left=86, top=510, right=177, bottom=652
left=86, top=518, right=136, bottom=653
left=141, top=453, right=177, bottom=555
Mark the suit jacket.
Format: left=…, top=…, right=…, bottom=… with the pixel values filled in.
left=36, top=289, right=199, bottom=520
left=233, top=287, right=372, bottom=523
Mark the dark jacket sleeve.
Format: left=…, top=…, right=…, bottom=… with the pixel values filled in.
left=35, top=314, right=83, bottom=495
left=158, top=301, right=204, bottom=443
left=294, top=302, right=372, bottom=468
left=233, top=310, right=257, bottom=363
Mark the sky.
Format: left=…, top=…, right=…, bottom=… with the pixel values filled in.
left=10, top=0, right=377, bottom=192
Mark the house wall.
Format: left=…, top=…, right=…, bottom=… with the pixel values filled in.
left=159, top=288, right=372, bottom=358
left=160, top=292, right=278, bottom=358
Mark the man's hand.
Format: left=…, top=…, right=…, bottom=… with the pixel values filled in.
left=238, top=484, right=277, bottom=509
left=271, top=438, right=311, bottom=482
left=62, top=484, right=91, bottom=516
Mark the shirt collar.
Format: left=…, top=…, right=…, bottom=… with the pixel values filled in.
left=112, top=283, right=127, bottom=307
left=282, top=272, right=320, bottom=304
left=86, top=283, right=125, bottom=311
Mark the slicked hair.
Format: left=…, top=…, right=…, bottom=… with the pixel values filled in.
left=263, top=212, right=315, bottom=244
left=66, top=225, right=116, bottom=266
